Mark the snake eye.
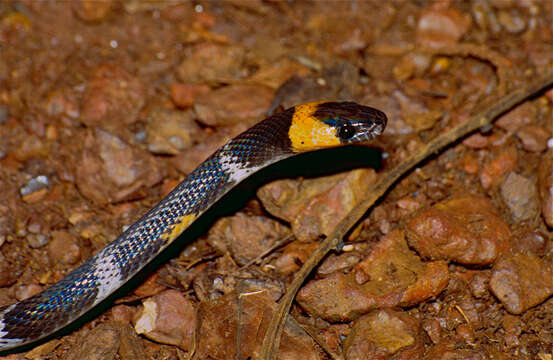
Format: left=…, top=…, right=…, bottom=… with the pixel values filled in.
left=337, top=122, right=356, bottom=140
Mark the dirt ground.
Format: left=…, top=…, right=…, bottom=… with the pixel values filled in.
left=0, top=1, right=552, bottom=359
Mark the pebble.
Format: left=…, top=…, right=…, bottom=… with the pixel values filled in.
left=194, top=84, right=274, bottom=127
left=343, top=309, right=424, bottom=359
left=75, top=128, right=164, bottom=204
left=134, top=290, right=195, bottom=350
left=516, top=124, right=549, bottom=152
left=406, top=196, right=510, bottom=265
left=177, top=43, right=245, bottom=83
left=146, top=109, right=200, bottom=155
left=498, top=9, right=526, bottom=34
left=43, top=89, right=80, bottom=120
left=416, top=8, right=471, bottom=48
left=490, top=252, right=553, bottom=314
left=495, top=102, right=535, bottom=132
left=500, top=172, right=540, bottom=222
left=20, top=175, right=49, bottom=196
left=26, top=233, right=48, bottom=249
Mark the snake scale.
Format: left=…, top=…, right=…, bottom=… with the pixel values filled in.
left=0, top=101, right=387, bottom=351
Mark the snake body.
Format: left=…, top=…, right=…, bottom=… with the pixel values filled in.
left=0, top=101, right=387, bottom=350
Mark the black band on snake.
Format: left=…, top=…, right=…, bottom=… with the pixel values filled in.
left=0, top=101, right=387, bottom=350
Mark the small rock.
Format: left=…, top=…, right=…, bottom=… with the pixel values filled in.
left=72, top=0, right=113, bottom=22
left=406, top=196, right=511, bottom=265
left=490, top=252, right=553, bottom=314
left=80, top=63, right=145, bottom=129
left=343, top=309, right=424, bottom=360
left=480, top=146, right=518, bottom=189
left=498, top=9, right=526, bottom=34
left=516, top=124, right=549, bottom=152
left=297, top=231, right=449, bottom=321
left=177, top=43, right=245, bottom=83
left=469, top=271, right=490, bottom=299
left=26, top=233, right=48, bottom=249
left=207, top=212, right=291, bottom=266
left=48, top=230, right=81, bottom=265
left=75, top=128, right=164, bottom=204
left=258, top=169, right=377, bottom=242
left=416, top=8, right=472, bottom=48
left=43, top=89, right=80, bottom=120
left=20, top=175, right=49, bottom=196
left=512, top=228, right=546, bottom=256
left=500, top=172, right=540, bottom=222
left=134, top=289, right=195, bottom=350
left=194, top=84, right=274, bottom=127
left=146, top=109, right=201, bottom=155
left=170, top=83, right=210, bottom=108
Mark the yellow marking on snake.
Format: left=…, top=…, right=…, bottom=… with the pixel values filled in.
left=161, top=214, right=197, bottom=243
left=289, top=102, right=341, bottom=152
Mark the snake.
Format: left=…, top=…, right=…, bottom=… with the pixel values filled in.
left=0, top=101, right=387, bottom=351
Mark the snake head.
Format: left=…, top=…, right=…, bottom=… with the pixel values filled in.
left=288, top=101, right=387, bottom=152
